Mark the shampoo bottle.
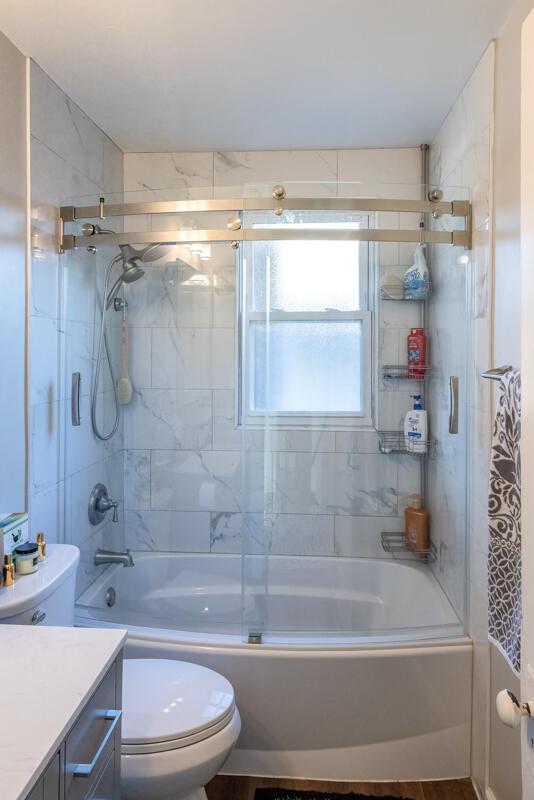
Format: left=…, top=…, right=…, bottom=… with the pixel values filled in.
left=404, top=394, right=428, bottom=453
left=405, top=495, right=430, bottom=552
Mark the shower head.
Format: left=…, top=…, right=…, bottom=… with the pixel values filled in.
left=119, top=243, right=171, bottom=266
left=120, top=262, right=145, bottom=284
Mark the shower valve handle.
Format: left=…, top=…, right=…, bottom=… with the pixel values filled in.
left=88, top=483, right=119, bottom=525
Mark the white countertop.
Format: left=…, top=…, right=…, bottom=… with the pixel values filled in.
left=0, top=625, right=127, bottom=800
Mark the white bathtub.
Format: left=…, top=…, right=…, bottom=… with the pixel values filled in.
left=76, top=552, right=472, bottom=781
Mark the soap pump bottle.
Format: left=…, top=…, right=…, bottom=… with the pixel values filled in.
left=404, top=394, right=428, bottom=454
left=405, top=495, right=430, bottom=552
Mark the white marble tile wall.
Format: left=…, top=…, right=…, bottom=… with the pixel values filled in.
left=123, top=147, right=423, bottom=559
left=428, top=43, right=494, bottom=799
left=30, top=62, right=124, bottom=596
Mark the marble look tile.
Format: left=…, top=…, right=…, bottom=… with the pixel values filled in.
left=396, top=455, right=423, bottom=512
left=150, top=450, right=264, bottom=512
left=211, top=329, right=235, bottom=389
left=272, top=452, right=398, bottom=516
left=30, top=480, right=65, bottom=544
left=65, top=451, right=124, bottom=553
left=151, top=327, right=211, bottom=389
left=334, top=515, right=405, bottom=558
left=125, top=264, right=213, bottom=328
left=30, top=400, right=64, bottom=492
left=334, top=431, right=380, bottom=454
left=214, top=150, right=338, bottom=197
left=209, top=512, right=264, bottom=553
left=65, top=391, right=123, bottom=478
left=210, top=511, right=334, bottom=556
left=124, top=509, right=211, bottom=552
left=123, top=389, right=212, bottom=450
left=462, top=43, right=495, bottom=148
left=124, top=152, right=214, bottom=198
left=30, top=316, right=63, bottom=406
left=128, top=327, right=152, bottom=390
left=338, top=148, right=421, bottom=199
left=31, top=62, right=107, bottom=187
left=124, top=450, right=151, bottom=510
left=102, top=135, right=124, bottom=195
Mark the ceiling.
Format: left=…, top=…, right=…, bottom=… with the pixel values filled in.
left=0, top=0, right=514, bottom=153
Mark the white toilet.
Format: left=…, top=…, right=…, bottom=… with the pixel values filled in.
left=0, top=545, right=240, bottom=800
left=121, top=659, right=241, bottom=800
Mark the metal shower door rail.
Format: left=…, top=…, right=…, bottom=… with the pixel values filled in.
left=58, top=194, right=472, bottom=251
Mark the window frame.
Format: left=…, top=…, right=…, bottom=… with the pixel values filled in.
left=237, top=215, right=374, bottom=430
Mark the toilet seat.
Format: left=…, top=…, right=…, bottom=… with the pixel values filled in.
left=121, top=659, right=236, bottom=756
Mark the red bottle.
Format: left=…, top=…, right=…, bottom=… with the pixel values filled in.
left=407, top=328, right=427, bottom=379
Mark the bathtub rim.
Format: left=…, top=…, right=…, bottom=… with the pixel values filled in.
left=75, top=613, right=472, bottom=655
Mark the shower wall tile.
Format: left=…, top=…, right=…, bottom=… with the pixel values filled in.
left=126, top=265, right=214, bottom=329
left=30, top=480, right=65, bottom=544
left=151, top=450, right=265, bottom=513
left=213, top=150, right=338, bottom=197
left=124, top=450, right=151, bottom=510
left=30, top=63, right=107, bottom=188
left=123, top=152, right=214, bottom=198
left=128, top=327, right=152, bottom=389
left=30, top=399, right=64, bottom=493
left=272, top=452, right=397, bottom=516
left=151, top=327, right=212, bottom=389
left=124, top=509, right=211, bottom=553
left=123, top=389, right=212, bottom=451
left=65, top=451, right=125, bottom=554
left=210, top=511, right=334, bottom=556
left=334, top=515, right=405, bottom=558
left=338, top=148, right=421, bottom=198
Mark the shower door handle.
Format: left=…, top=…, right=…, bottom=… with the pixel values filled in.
left=449, top=376, right=459, bottom=434
left=71, top=372, right=81, bottom=426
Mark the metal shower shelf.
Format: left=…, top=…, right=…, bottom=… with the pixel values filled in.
left=378, top=431, right=434, bottom=456
left=380, top=532, right=436, bottom=563
left=380, top=283, right=432, bottom=301
left=382, top=365, right=432, bottom=380
left=58, top=190, right=472, bottom=253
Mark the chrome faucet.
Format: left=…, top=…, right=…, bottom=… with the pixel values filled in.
left=94, top=548, right=134, bottom=568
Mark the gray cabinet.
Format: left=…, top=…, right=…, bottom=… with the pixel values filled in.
left=25, top=654, right=122, bottom=800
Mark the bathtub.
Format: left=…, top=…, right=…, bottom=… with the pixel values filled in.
left=76, top=552, right=472, bottom=781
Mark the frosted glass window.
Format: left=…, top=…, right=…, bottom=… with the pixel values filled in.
left=251, top=225, right=362, bottom=312
left=251, top=321, right=363, bottom=414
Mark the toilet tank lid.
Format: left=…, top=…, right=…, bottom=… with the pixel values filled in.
left=122, top=659, right=235, bottom=745
left=0, top=544, right=80, bottom=619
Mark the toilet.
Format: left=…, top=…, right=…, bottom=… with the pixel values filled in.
left=0, top=545, right=240, bottom=800
left=121, top=658, right=241, bottom=800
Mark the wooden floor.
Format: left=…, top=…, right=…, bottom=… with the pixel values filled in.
left=206, top=776, right=477, bottom=800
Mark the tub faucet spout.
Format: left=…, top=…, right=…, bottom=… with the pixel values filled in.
left=94, top=548, right=134, bottom=568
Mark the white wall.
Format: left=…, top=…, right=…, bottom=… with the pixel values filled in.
left=29, top=62, right=125, bottom=594
left=0, top=31, right=27, bottom=513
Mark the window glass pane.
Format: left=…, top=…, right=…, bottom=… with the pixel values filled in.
left=249, top=220, right=363, bottom=313
left=250, top=320, right=363, bottom=414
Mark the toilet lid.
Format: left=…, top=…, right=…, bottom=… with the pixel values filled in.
left=122, top=659, right=235, bottom=750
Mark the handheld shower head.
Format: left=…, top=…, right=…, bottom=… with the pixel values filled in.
left=119, top=243, right=171, bottom=265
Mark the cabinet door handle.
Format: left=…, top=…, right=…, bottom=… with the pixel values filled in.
left=71, top=372, right=81, bottom=426
left=449, top=376, right=459, bottom=434
left=73, top=709, right=121, bottom=778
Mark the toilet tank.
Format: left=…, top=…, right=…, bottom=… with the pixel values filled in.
left=0, top=544, right=79, bottom=626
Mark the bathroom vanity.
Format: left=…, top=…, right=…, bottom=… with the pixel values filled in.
left=0, top=626, right=126, bottom=800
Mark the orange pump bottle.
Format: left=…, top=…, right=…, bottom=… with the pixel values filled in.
left=405, top=494, right=430, bottom=551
